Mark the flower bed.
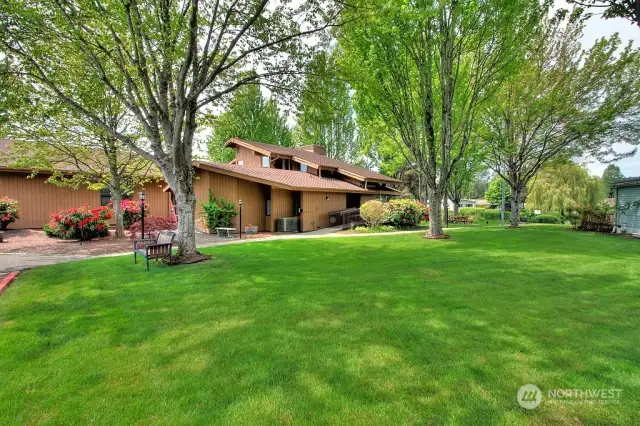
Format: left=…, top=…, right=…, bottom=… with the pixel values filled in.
left=44, top=205, right=112, bottom=240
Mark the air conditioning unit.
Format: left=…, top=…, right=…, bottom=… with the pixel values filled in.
left=276, top=217, right=298, bottom=232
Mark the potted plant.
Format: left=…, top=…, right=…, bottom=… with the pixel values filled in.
left=244, top=223, right=258, bottom=234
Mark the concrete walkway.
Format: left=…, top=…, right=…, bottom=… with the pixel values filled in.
left=0, top=253, right=90, bottom=273
left=0, top=227, right=426, bottom=273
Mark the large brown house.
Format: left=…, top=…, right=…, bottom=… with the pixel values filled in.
left=0, top=138, right=400, bottom=232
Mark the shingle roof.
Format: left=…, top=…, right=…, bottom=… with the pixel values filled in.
left=225, top=138, right=401, bottom=183
left=194, top=160, right=399, bottom=194
left=613, top=177, right=640, bottom=188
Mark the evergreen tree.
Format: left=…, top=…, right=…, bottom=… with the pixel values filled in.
left=206, top=85, right=292, bottom=163
left=601, top=164, right=625, bottom=197
left=295, top=51, right=358, bottom=161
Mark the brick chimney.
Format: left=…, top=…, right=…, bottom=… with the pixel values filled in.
left=299, top=144, right=326, bottom=155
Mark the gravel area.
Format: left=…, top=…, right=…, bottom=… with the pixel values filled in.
left=0, top=229, right=275, bottom=256
left=0, top=229, right=133, bottom=255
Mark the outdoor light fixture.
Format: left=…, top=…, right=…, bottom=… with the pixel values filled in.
left=325, top=196, right=330, bottom=201
left=140, top=191, right=146, bottom=237
left=238, top=199, right=243, bottom=239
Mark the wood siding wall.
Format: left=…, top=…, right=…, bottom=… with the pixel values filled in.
left=0, top=172, right=170, bottom=229
left=140, top=182, right=171, bottom=218
left=235, top=146, right=263, bottom=167
left=301, top=191, right=347, bottom=232
left=269, top=188, right=294, bottom=232
left=194, top=169, right=266, bottom=231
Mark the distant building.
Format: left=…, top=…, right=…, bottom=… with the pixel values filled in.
left=613, top=177, right=640, bottom=236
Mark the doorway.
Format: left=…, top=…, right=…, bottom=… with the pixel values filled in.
left=292, top=191, right=302, bottom=232
left=347, top=193, right=361, bottom=209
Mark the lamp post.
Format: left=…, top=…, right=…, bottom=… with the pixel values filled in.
left=238, top=199, right=243, bottom=239
left=140, top=190, right=146, bottom=238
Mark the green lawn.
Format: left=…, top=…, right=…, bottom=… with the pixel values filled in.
left=1, top=226, right=639, bottom=425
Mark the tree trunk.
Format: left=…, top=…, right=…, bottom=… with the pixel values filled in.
left=428, top=186, right=444, bottom=237
left=453, top=199, right=459, bottom=216
left=174, top=187, right=197, bottom=256
left=509, top=185, right=521, bottom=228
left=111, top=190, right=125, bottom=238
left=442, top=189, right=449, bottom=227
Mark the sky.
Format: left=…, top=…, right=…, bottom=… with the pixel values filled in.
left=557, top=1, right=640, bottom=178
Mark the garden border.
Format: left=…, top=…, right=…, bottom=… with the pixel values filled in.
left=0, top=271, right=20, bottom=295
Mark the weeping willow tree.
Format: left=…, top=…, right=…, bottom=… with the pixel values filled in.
left=527, top=162, right=605, bottom=215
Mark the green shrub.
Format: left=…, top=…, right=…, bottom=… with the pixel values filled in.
left=458, top=207, right=485, bottom=217
left=530, top=213, right=561, bottom=224
left=360, top=200, right=389, bottom=227
left=386, top=198, right=428, bottom=228
left=0, top=197, right=20, bottom=230
left=574, top=205, right=613, bottom=233
left=479, top=209, right=511, bottom=221
left=200, top=189, right=237, bottom=231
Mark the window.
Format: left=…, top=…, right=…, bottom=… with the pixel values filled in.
left=300, top=164, right=308, bottom=173
left=100, top=188, right=111, bottom=206
left=261, top=156, right=270, bottom=168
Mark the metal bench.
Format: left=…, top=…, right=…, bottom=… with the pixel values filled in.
left=133, top=231, right=175, bottom=271
left=215, top=227, right=236, bottom=238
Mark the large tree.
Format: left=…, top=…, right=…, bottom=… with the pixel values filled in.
left=339, top=0, right=542, bottom=238
left=295, top=50, right=358, bottom=162
left=485, top=176, right=511, bottom=206
left=4, top=83, right=154, bottom=238
left=480, top=10, right=640, bottom=227
left=528, top=161, right=605, bottom=215
left=1, top=0, right=341, bottom=257
left=568, top=0, right=640, bottom=28
left=447, top=143, right=485, bottom=215
left=602, top=164, right=625, bottom=197
left=206, top=85, right=292, bottom=163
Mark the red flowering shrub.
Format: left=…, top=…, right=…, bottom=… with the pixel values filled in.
left=129, top=211, right=177, bottom=239
left=108, top=199, right=148, bottom=229
left=386, top=198, right=429, bottom=228
left=43, top=205, right=112, bottom=240
left=0, top=197, right=20, bottom=230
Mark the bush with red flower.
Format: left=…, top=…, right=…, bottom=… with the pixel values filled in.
left=0, top=197, right=20, bottom=230
left=109, top=199, right=148, bottom=229
left=386, top=198, right=429, bottom=228
left=43, top=205, right=112, bottom=240
left=129, top=211, right=178, bottom=239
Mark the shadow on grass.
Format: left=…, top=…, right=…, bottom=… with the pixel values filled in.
left=0, top=226, right=638, bottom=424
